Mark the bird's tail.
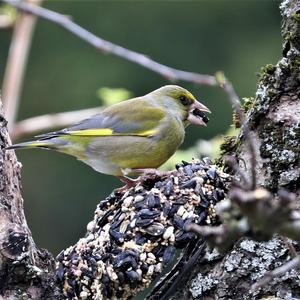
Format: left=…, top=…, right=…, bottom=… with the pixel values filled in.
left=6, top=139, right=59, bottom=150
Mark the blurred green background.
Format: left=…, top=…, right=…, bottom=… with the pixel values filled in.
left=0, top=0, right=281, bottom=255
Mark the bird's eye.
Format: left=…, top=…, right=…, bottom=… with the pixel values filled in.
left=179, top=95, right=190, bottom=106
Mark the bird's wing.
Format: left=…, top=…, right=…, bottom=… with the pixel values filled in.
left=37, top=99, right=165, bottom=139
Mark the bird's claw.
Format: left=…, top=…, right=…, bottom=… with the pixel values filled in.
left=122, top=168, right=175, bottom=178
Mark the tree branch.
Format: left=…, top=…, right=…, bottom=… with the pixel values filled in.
left=10, top=106, right=103, bottom=140
left=1, top=0, right=299, bottom=299
left=3, top=0, right=216, bottom=86
left=2, top=0, right=42, bottom=131
left=0, top=97, right=62, bottom=299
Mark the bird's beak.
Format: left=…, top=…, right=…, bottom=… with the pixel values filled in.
left=188, top=100, right=211, bottom=126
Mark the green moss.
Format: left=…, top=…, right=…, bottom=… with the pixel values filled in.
left=260, top=64, right=276, bottom=77
left=220, top=136, right=238, bottom=155
left=292, top=12, right=300, bottom=22
left=267, top=89, right=277, bottom=97
left=284, top=31, right=297, bottom=42
left=232, top=112, right=241, bottom=129
left=290, top=58, right=300, bottom=71
left=242, top=97, right=255, bottom=113
left=259, top=121, right=300, bottom=191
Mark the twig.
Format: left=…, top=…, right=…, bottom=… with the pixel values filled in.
left=186, top=223, right=225, bottom=237
left=4, top=0, right=251, bottom=155
left=216, top=72, right=257, bottom=190
left=2, top=0, right=217, bottom=87
left=252, top=255, right=300, bottom=290
left=10, top=106, right=103, bottom=141
left=282, top=237, right=298, bottom=258
left=223, top=155, right=249, bottom=187
left=2, top=0, right=42, bottom=131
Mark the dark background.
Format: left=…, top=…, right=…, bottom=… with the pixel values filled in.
left=0, top=0, right=281, bottom=255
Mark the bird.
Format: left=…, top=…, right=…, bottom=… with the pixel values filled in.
left=7, top=85, right=211, bottom=191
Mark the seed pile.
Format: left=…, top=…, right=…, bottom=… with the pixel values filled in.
left=56, top=158, right=231, bottom=299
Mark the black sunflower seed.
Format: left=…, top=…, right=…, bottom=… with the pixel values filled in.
left=56, top=250, right=64, bottom=261
left=181, top=160, right=189, bottom=166
left=216, top=178, right=225, bottom=189
left=139, top=209, right=160, bottom=219
left=89, top=257, right=97, bottom=270
left=81, top=267, right=93, bottom=278
left=113, top=256, right=137, bottom=270
left=175, top=163, right=183, bottom=170
left=173, top=215, right=184, bottom=230
left=202, top=157, right=213, bottom=165
left=135, top=234, right=147, bottom=245
left=193, top=109, right=209, bottom=124
left=163, top=245, right=176, bottom=264
left=216, top=188, right=225, bottom=200
left=140, top=263, right=148, bottom=273
left=109, top=229, right=125, bottom=244
left=111, top=248, right=122, bottom=255
left=97, top=210, right=114, bottom=227
left=56, top=264, right=64, bottom=281
left=110, top=217, right=123, bottom=230
left=144, top=222, right=165, bottom=236
left=116, top=289, right=124, bottom=298
left=117, top=271, right=125, bottom=285
left=125, top=270, right=141, bottom=283
left=183, top=165, right=193, bottom=177
left=181, top=178, right=197, bottom=189
left=207, top=167, right=217, bottom=180
left=102, top=275, right=112, bottom=298
left=191, top=163, right=204, bottom=172
left=136, top=218, right=154, bottom=227
left=113, top=251, right=137, bottom=268
left=164, top=179, right=173, bottom=196
left=152, top=244, right=165, bottom=257
left=175, top=232, right=196, bottom=247
left=168, top=204, right=180, bottom=217
left=163, top=202, right=171, bottom=216
left=147, top=193, right=161, bottom=209
left=200, top=198, right=209, bottom=208
left=198, top=211, right=208, bottom=224
left=183, top=218, right=193, bottom=231
left=134, top=199, right=147, bottom=210
left=173, top=196, right=188, bottom=205
left=154, top=181, right=163, bottom=189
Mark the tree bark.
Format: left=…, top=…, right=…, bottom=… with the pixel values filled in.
left=180, top=1, right=300, bottom=299
left=0, top=100, right=63, bottom=299
left=0, top=1, right=299, bottom=299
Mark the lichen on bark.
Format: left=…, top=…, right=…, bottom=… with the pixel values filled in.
left=0, top=100, right=63, bottom=299
left=176, top=0, right=300, bottom=299
left=0, top=1, right=299, bottom=299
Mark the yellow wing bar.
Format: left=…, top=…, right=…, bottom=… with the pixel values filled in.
left=68, top=128, right=156, bottom=137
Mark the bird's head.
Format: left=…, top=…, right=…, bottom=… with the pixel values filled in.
left=150, top=85, right=211, bottom=126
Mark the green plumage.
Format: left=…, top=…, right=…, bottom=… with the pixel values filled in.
left=7, top=85, right=210, bottom=180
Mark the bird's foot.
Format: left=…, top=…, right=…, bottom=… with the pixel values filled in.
left=123, top=168, right=175, bottom=178
left=115, top=170, right=176, bottom=194
left=114, top=176, right=138, bottom=194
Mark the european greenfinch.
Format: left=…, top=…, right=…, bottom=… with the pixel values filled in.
left=7, top=85, right=210, bottom=190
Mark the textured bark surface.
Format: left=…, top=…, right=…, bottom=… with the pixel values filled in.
left=0, top=1, right=299, bottom=299
left=0, top=101, right=63, bottom=299
left=180, top=1, right=300, bottom=299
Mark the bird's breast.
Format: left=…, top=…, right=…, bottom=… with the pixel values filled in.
left=83, top=117, right=185, bottom=175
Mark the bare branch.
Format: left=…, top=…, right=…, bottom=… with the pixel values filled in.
left=216, top=72, right=258, bottom=190
left=4, top=0, right=253, bottom=151
left=252, top=255, right=300, bottom=290
left=2, top=0, right=216, bottom=86
left=2, top=0, right=42, bottom=131
left=10, top=106, right=103, bottom=141
left=282, top=236, right=298, bottom=258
